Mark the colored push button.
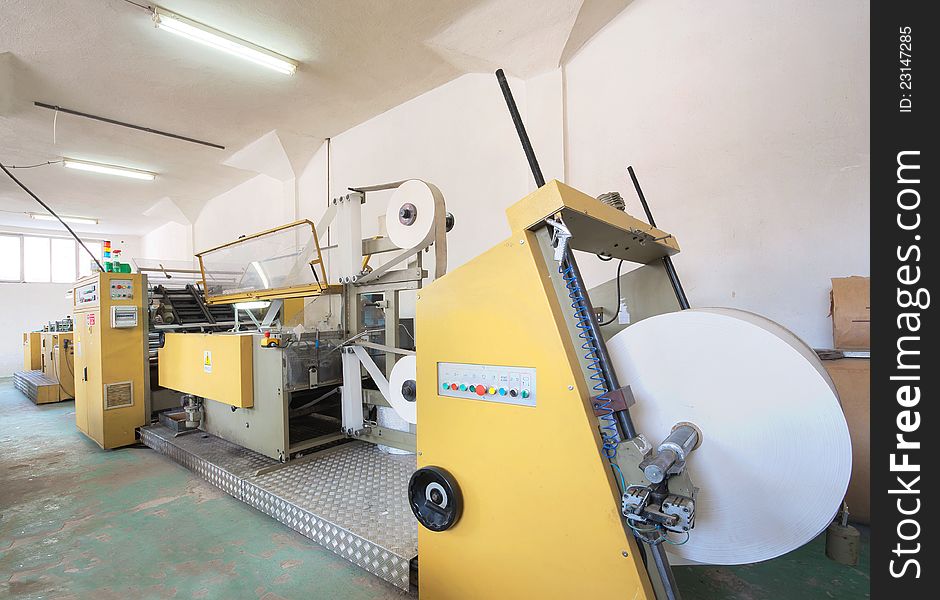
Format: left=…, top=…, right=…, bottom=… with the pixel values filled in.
left=475, top=385, right=486, bottom=396
left=521, top=390, right=530, bottom=399
left=498, top=388, right=507, bottom=396
left=442, top=383, right=449, bottom=390
left=509, top=389, right=518, bottom=397
left=450, top=383, right=458, bottom=391
left=487, top=386, right=496, bottom=395
left=459, top=384, right=468, bottom=391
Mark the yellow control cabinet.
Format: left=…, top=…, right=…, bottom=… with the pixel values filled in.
left=71, top=272, right=150, bottom=449
left=40, top=331, right=75, bottom=400
left=23, top=331, right=42, bottom=370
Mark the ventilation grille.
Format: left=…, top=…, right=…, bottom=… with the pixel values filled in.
left=104, top=381, right=134, bottom=409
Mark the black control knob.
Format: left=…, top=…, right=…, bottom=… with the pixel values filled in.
left=408, top=466, right=462, bottom=532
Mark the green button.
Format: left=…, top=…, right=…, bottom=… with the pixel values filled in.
left=442, top=383, right=449, bottom=390
left=459, top=384, right=468, bottom=391
left=521, top=390, right=530, bottom=399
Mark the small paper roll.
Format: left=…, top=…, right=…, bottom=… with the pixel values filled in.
left=388, top=355, right=418, bottom=424
left=385, top=180, right=439, bottom=250
left=607, top=308, right=852, bottom=565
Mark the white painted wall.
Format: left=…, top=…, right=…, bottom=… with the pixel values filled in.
left=140, top=222, right=194, bottom=264
left=296, top=73, right=533, bottom=319
left=141, top=0, right=868, bottom=349
left=563, top=0, right=870, bottom=348
left=0, top=283, right=73, bottom=376
left=193, top=174, right=288, bottom=253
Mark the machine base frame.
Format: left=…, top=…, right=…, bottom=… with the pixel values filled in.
left=139, top=424, right=418, bottom=592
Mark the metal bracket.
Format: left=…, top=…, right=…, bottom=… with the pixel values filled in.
left=261, top=298, right=284, bottom=329
left=351, top=345, right=390, bottom=400
left=545, top=217, right=571, bottom=262
left=591, top=385, right=636, bottom=416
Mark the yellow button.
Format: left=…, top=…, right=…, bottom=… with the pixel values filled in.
left=487, top=386, right=496, bottom=395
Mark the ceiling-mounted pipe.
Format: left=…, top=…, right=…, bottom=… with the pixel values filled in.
left=33, top=102, right=225, bottom=150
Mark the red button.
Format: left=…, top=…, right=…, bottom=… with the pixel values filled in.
left=475, top=385, right=486, bottom=396
left=450, top=383, right=458, bottom=390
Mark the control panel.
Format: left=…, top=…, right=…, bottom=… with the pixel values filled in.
left=76, top=282, right=99, bottom=305
left=111, top=306, right=138, bottom=328
left=110, top=279, right=134, bottom=300
left=437, top=362, right=536, bottom=407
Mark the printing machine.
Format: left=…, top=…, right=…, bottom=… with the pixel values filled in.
left=134, top=172, right=689, bottom=596
left=135, top=73, right=849, bottom=599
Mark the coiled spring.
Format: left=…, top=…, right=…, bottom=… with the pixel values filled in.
left=559, top=260, right=620, bottom=458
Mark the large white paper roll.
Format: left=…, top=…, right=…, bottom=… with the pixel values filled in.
left=388, top=355, right=418, bottom=424
left=606, top=308, right=852, bottom=565
left=386, top=180, right=439, bottom=250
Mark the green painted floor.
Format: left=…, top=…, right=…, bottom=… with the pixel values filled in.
left=1, top=379, right=869, bottom=599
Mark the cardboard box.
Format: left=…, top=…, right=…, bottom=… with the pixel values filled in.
left=823, top=358, right=870, bottom=524
left=830, top=277, right=870, bottom=350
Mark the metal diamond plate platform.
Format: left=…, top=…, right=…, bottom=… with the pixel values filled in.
left=140, top=424, right=418, bottom=591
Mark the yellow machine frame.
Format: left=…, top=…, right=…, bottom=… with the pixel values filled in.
left=23, top=331, right=42, bottom=371
left=71, top=272, right=150, bottom=449
left=158, top=332, right=255, bottom=408
left=415, top=181, right=669, bottom=599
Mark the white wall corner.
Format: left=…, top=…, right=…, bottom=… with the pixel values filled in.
left=223, top=130, right=296, bottom=182
left=142, top=197, right=191, bottom=227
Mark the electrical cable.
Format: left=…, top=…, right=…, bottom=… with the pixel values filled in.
left=0, top=163, right=105, bottom=272
left=598, top=260, right=625, bottom=327
left=559, top=258, right=620, bottom=459
left=627, top=521, right=666, bottom=545
left=610, top=463, right=626, bottom=493
left=663, top=530, right=690, bottom=546
left=2, top=160, right=63, bottom=169
left=64, top=339, right=76, bottom=382
left=120, top=0, right=152, bottom=10
left=50, top=341, right=70, bottom=399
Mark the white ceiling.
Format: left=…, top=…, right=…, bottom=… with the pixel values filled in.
left=1, top=0, right=628, bottom=236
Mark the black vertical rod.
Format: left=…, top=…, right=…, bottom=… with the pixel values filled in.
left=493, top=70, right=679, bottom=600
left=562, top=248, right=637, bottom=440
left=649, top=543, right=682, bottom=600
left=627, top=166, right=690, bottom=310
left=495, top=69, right=545, bottom=187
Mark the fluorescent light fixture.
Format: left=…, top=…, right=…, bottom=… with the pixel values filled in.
left=63, top=159, right=156, bottom=181
left=233, top=301, right=271, bottom=311
left=29, top=213, right=99, bottom=225
left=153, top=7, right=298, bottom=75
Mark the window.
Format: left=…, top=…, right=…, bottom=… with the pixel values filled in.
left=0, top=235, right=21, bottom=281
left=0, top=234, right=107, bottom=283
left=78, top=241, right=103, bottom=278
left=51, top=238, right=77, bottom=283
left=24, top=237, right=51, bottom=282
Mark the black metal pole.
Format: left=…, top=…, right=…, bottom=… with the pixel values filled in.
left=627, top=166, right=690, bottom=310
left=34, top=102, right=225, bottom=150
left=495, top=69, right=545, bottom=187
left=563, top=248, right=637, bottom=440
left=493, top=70, right=680, bottom=600
left=649, top=543, right=682, bottom=600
